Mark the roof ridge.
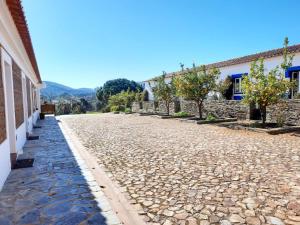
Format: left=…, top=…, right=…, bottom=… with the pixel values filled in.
left=146, top=43, right=300, bottom=81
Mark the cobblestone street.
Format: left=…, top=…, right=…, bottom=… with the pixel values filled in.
left=0, top=116, right=121, bottom=225
left=62, top=113, right=300, bottom=225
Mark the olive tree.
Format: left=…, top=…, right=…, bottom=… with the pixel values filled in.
left=174, top=65, right=220, bottom=119
left=152, top=72, right=176, bottom=115
left=241, top=38, right=294, bottom=126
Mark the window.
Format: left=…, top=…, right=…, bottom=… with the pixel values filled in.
left=12, top=60, right=24, bottom=128
left=234, top=77, right=242, bottom=93
left=0, top=53, right=6, bottom=144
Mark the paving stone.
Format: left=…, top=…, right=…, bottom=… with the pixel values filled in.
left=60, top=113, right=300, bottom=225
left=0, top=116, right=120, bottom=225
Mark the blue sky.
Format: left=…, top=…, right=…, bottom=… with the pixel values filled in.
left=23, top=0, right=300, bottom=88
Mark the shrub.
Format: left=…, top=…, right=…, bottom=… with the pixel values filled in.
left=174, top=111, right=190, bottom=117
left=110, top=105, right=119, bottom=112
left=206, top=113, right=216, bottom=121
left=125, top=108, right=132, bottom=113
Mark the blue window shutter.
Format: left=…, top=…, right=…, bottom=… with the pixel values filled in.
left=231, top=73, right=248, bottom=79
left=285, top=66, right=300, bottom=78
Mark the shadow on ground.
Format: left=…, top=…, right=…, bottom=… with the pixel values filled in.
left=0, top=116, right=119, bottom=225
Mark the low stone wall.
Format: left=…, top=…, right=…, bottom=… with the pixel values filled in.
left=158, top=101, right=180, bottom=115
left=132, top=102, right=141, bottom=112
left=267, top=100, right=300, bottom=125
left=180, top=100, right=248, bottom=119
left=132, top=99, right=300, bottom=125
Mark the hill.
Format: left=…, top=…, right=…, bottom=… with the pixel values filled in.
left=41, top=81, right=95, bottom=99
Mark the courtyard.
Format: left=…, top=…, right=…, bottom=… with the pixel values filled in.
left=60, top=113, right=300, bottom=225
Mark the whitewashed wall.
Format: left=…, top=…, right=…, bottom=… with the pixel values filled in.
left=0, top=1, right=42, bottom=190
left=144, top=52, right=300, bottom=101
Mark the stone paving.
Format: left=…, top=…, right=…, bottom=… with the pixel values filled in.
left=61, top=113, right=300, bottom=225
left=0, top=116, right=121, bottom=225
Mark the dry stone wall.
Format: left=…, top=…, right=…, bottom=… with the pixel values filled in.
left=180, top=100, right=248, bottom=119
left=267, top=100, right=300, bottom=125
left=132, top=99, right=300, bottom=125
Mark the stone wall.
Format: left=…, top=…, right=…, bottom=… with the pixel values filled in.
left=267, top=100, right=300, bottom=125
left=180, top=100, right=249, bottom=119
left=158, top=101, right=180, bottom=115
left=132, top=102, right=141, bottom=112
left=132, top=99, right=300, bottom=125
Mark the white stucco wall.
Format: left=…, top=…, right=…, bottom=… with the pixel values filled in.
left=0, top=139, right=10, bottom=190
left=144, top=52, right=300, bottom=101
left=0, top=1, right=42, bottom=190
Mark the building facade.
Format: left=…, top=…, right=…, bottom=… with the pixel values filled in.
left=144, top=44, right=300, bottom=101
left=0, top=0, right=42, bottom=190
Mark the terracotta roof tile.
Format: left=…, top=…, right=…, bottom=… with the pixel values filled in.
left=6, top=0, right=41, bottom=83
left=146, top=43, right=300, bottom=81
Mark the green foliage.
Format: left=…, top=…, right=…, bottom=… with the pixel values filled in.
left=108, top=89, right=136, bottom=112
left=110, top=105, right=120, bottom=112
left=96, top=79, right=141, bottom=102
left=152, top=73, right=176, bottom=115
left=241, top=38, right=294, bottom=125
left=174, top=111, right=190, bottom=117
left=125, top=108, right=132, bottom=113
left=218, top=76, right=233, bottom=100
left=206, top=113, right=216, bottom=121
left=174, top=65, right=220, bottom=119
left=56, top=101, right=71, bottom=115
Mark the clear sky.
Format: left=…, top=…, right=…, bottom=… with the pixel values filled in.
left=23, top=0, right=300, bottom=89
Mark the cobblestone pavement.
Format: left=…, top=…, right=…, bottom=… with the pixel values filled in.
left=0, top=116, right=121, bottom=225
left=61, top=113, right=300, bottom=225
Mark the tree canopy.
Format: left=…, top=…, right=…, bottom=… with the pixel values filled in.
left=96, top=78, right=142, bottom=108
left=152, top=73, right=176, bottom=115
left=174, top=65, right=220, bottom=119
left=241, top=37, right=294, bottom=125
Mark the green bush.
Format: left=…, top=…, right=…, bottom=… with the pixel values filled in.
left=125, top=108, right=132, bottom=113
left=174, top=111, right=189, bottom=117
left=110, top=105, right=119, bottom=112
left=206, top=113, right=216, bottom=121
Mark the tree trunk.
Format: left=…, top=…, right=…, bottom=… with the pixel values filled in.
left=197, top=101, right=203, bottom=119
left=165, top=101, right=170, bottom=116
left=260, top=105, right=267, bottom=127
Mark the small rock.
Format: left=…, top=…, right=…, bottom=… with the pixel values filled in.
left=163, top=210, right=174, bottom=217
left=200, top=220, right=210, bottom=225
left=229, top=214, right=245, bottom=223
left=266, top=216, right=284, bottom=225
left=288, top=201, right=300, bottom=215
left=143, top=200, right=153, bottom=207
left=174, top=212, right=189, bottom=220
left=245, top=210, right=256, bottom=217
left=163, top=219, right=173, bottom=225
left=209, top=215, right=220, bottom=223
left=220, top=220, right=232, bottom=225
left=288, top=216, right=300, bottom=222
left=246, top=217, right=261, bottom=225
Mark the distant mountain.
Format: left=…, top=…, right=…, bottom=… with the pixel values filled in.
left=41, top=81, right=95, bottom=99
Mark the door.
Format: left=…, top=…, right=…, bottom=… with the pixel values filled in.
left=291, top=71, right=299, bottom=98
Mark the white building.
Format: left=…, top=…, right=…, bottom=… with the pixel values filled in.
left=144, top=44, right=300, bottom=101
left=0, top=0, right=42, bottom=190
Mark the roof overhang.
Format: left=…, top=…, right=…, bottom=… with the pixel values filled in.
left=6, top=0, right=42, bottom=84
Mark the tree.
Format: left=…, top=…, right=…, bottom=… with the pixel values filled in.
left=152, top=72, right=176, bottom=115
left=96, top=78, right=142, bottom=109
left=108, top=89, right=136, bottom=111
left=241, top=37, right=294, bottom=126
left=218, top=76, right=233, bottom=100
left=174, top=65, right=220, bottom=119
